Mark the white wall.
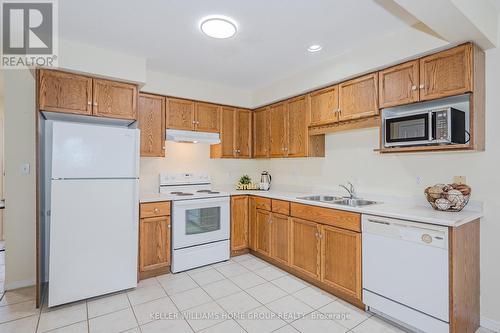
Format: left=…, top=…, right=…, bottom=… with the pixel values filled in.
left=3, top=70, right=36, bottom=289
left=140, top=141, right=261, bottom=194
left=261, top=47, right=500, bottom=328
left=142, top=70, right=253, bottom=108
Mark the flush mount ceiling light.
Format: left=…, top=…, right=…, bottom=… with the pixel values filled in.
left=307, top=44, right=323, bottom=53
left=200, top=16, right=238, bottom=39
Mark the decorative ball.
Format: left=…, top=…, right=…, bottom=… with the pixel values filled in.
left=446, top=189, right=464, bottom=205
left=427, top=186, right=444, bottom=200
left=435, top=198, right=451, bottom=211
left=455, top=184, right=471, bottom=196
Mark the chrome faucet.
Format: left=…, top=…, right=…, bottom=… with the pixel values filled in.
left=339, top=182, right=357, bottom=199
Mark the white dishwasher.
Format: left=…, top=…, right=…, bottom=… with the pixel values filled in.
left=362, top=215, right=450, bottom=333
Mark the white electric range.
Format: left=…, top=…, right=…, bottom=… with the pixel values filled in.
left=159, top=173, right=230, bottom=273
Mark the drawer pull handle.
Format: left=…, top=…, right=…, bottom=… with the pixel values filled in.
left=154, top=208, right=160, bottom=213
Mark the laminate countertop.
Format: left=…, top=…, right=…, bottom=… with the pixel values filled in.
left=140, top=188, right=482, bottom=228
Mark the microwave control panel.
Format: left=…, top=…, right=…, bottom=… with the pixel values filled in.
left=434, top=110, right=449, bottom=140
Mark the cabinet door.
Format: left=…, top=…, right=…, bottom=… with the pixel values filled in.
left=39, top=70, right=93, bottom=115
left=231, top=196, right=249, bottom=252
left=219, top=107, right=236, bottom=157
left=93, top=79, right=138, bottom=120
left=235, top=109, right=252, bottom=158
left=253, top=107, right=269, bottom=158
left=287, top=96, right=308, bottom=157
left=309, top=86, right=339, bottom=126
left=290, top=218, right=321, bottom=279
left=248, top=198, right=257, bottom=250
left=269, top=102, right=287, bottom=157
left=138, top=93, right=165, bottom=157
left=419, top=43, right=473, bottom=101
left=139, top=216, right=170, bottom=273
left=255, top=209, right=272, bottom=256
left=271, top=213, right=290, bottom=265
left=195, top=102, right=220, bottom=133
left=320, top=225, right=361, bottom=300
left=166, top=98, right=195, bottom=130
left=379, top=60, right=419, bottom=108
left=339, top=73, right=378, bottom=121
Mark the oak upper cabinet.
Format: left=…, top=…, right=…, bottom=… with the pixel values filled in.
left=39, top=70, right=93, bottom=115
left=235, top=109, right=252, bottom=158
left=253, top=107, right=270, bottom=158
left=139, top=202, right=171, bottom=279
left=93, top=79, right=138, bottom=120
left=419, top=43, right=473, bottom=101
left=379, top=60, right=420, bottom=108
left=320, top=225, right=362, bottom=300
left=290, top=218, right=321, bottom=279
left=255, top=209, right=272, bottom=256
left=309, top=86, right=339, bottom=126
left=166, top=98, right=195, bottom=130
left=270, top=213, right=290, bottom=265
left=269, top=102, right=287, bottom=157
left=138, top=93, right=165, bottom=157
left=195, top=102, right=220, bottom=133
left=338, top=73, right=379, bottom=121
left=231, top=196, right=249, bottom=253
left=218, top=106, right=236, bottom=157
left=286, top=96, right=308, bottom=157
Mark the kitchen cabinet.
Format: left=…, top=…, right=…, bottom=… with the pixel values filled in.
left=309, top=86, right=339, bottom=126
left=269, top=102, right=287, bottom=157
left=338, top=73, right=379, bottom=121
left=231, top=196, right=249, bottom=254
left=139, top=201, right=171, bottom=279
left=419, top=43, right=473, bottom=101
left=253, top=107, right=269, bottom=158
left=378, top=60, right=420, bottom=108
left=286, top=96, right=308, bottom=157
left=39, top=69, right=93, bottom=115
left=320, top=225, right=361, bottom=300
left=166, top=98, right=195, bottom=130
left=255, top=209, right=272, bottom=256
left=195, top=102, right=220, bottom=133
left=138, top=93, right=165, bottom=157
left=38, top=69, right=138, bottom=120
left=270, top=213, right=290, bottom=265
left=211, top=107, right=252, bottom=158
left=93, top=79, right=137, bottom=120
left=236, top=109, right=252, bottom=158
left=290, top=217, right=321, bottom=279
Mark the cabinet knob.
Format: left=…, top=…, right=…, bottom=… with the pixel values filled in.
left=168, top=224, right=171, bottom=229
left=411, top=85, right=417, bottom=91
left=154, top=208, right=159, bottom=213
left=192, top=120, right=196, bottom=124
left=87, top=101, right=92, bottom=106
left=419, top=84, right=425, bottom=89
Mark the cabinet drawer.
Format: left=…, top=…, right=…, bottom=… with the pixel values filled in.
left=253, top=196, right=271, bottom=211
left=290, top=203, right=360, bottom=232
left=140, top=202, right=171, bottom=218
left=272, top=199, right=290, bottom=215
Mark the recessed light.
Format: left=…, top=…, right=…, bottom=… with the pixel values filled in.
left=307, top=44, right=322, bottom=53
left=200, top=16, right=238, bottom=39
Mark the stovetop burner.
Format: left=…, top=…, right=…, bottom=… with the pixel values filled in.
left=170, top=191, right=194, bottom=196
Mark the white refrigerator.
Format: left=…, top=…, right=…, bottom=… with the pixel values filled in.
left=47, top=121, right=140, bottom=307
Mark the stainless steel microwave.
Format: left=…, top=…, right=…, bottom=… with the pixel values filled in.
left=384, top=107, right=467, bottom=147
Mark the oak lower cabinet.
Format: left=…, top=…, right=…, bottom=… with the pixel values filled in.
left=290, top=218, right=321, bottom=279
left=138, top=93, right=165, bottom=157
left=38, top=69, right=138, bottom=120
left=231, top=196, right=249, bottom=254
left=139, top=201, right=171, bottom=280
left=320, top=225, right=362, bottom=300
left=255, top=209, right=272, bottom=256
left=270, top=213, right=290, bottom=265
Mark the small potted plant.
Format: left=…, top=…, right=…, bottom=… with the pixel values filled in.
left=237, top=175, right=254, bottom=190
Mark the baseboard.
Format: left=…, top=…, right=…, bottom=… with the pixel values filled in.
left=4, top=278, right=36, bottom=291
left=481, top=316, right=500, bottom=332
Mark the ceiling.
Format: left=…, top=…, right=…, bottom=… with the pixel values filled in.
left=59, top=0, right=410, bottom=90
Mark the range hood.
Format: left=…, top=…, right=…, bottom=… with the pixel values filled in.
left=166, top=129, right=221, bottom=144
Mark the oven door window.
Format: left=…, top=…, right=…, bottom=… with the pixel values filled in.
left=386, top=114, right=429, bottom=143
left=185, top=207, right=221, bottom=235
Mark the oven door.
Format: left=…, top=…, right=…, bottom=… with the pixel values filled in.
left=172, top=197, right=230, bottom=249
left=385, top=112, right=432, bottom=147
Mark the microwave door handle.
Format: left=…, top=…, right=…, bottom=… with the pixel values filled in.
left=429, top=112, right=434, bottom=141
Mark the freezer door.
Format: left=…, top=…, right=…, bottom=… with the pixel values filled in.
left=51, top=121, right=139, bottom=179
left=48, top=179, right=138, bottom=307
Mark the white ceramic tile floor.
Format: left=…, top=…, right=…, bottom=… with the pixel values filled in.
left=0, top=254, right=494, bottom=333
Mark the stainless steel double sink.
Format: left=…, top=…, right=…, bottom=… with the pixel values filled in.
left=297, top=195, right=379, bottom=207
